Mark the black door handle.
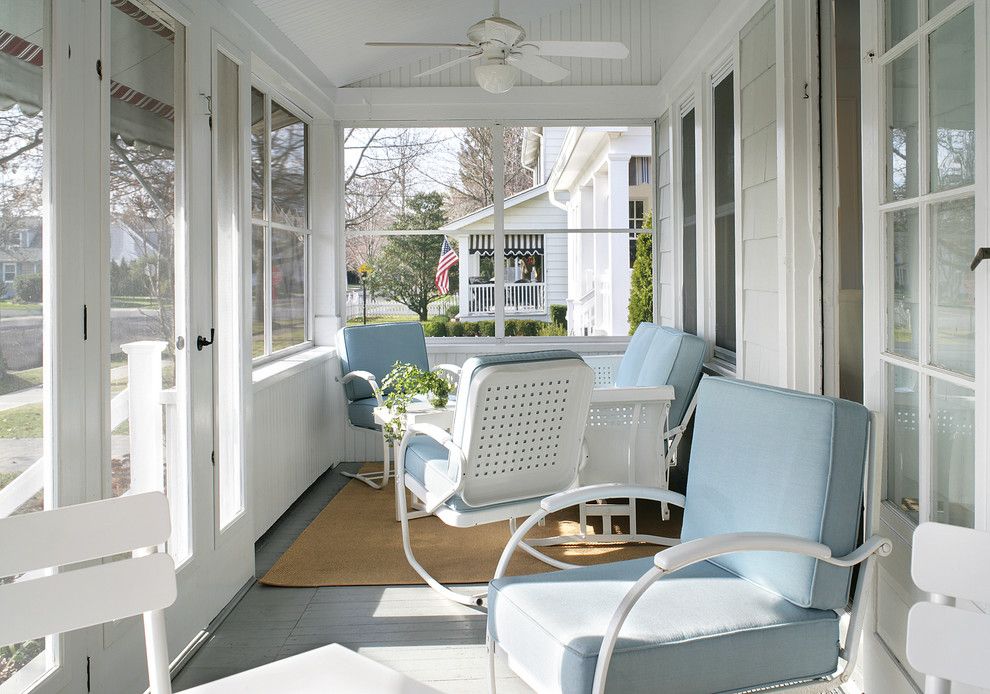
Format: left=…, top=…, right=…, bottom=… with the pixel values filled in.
left=971, top=248, right=990, bottom=271
left=197, top=328, right=215, bottom=351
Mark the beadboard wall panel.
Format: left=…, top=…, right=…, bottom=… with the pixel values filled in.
left=252, top=354, right=337, bottom=539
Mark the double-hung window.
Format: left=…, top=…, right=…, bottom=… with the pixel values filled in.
left=251, top=86, right=311, bottom=360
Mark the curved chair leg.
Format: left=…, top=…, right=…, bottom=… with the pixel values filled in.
left=486, top=634, right=497, bottom=694
left=342, top=435, right=392, bottom=489
left=396, top=473, right=486, bottom=607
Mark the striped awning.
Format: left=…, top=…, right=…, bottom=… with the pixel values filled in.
left=469, top=233, right=544, bottom=257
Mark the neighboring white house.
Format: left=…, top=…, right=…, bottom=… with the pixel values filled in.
left=442, top=125, right=653, bottom=336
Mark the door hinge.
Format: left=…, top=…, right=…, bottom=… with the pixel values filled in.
left=200, top=92, right=213, bottom=129
left=86, top=656, right=91, bottom=692
left=83, top=304, right=88, bottom=340
left=95, top=59, right=102, bottom=80
left=211, top=450, right=216, bottom=467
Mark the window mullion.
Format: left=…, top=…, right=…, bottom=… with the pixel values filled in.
left=264, top=94, right=273, bottom=356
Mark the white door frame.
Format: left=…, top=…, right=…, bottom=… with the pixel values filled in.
left=860, top=0, right=988, bottom=691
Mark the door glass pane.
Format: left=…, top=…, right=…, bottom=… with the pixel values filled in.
left=215, top=52, right=243, bottom=528
left=271, top=230, right=306, bottom=352
left=251, top=225, right=266, bottom=357
left=930, top=197, right=975, bottom=376
left=929, top=6, right=975, bottom=192
left=269, top=101, right=307, bottom=228
left=931, top=379, right=974, bottom=527
left=887, top=208, right=920, bottom=359
left=713, top=73, right=736, bottom=362
left=250, top=88, right=265, bottom=220
left=0, top=1, right=57, bottom=686
left=886, top=0, right=917, bottom=48
left=107, top=3, right=189, bottom=562
left=886, top=363, right=920, bottom=522
left=886, top=47, right=919, bottom=201
left=681, top=109, right=697, bottom=335
left=928, top=0, right=955, bottom=19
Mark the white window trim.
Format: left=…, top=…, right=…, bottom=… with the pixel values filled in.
left=250, top=79, right=314, bottom=366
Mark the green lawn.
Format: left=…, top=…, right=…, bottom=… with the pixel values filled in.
left=111, top=296, right=158, bottom=309
left=0, top=368, right=43, bottom=397
left=0, top=403, right=42, bottom=439
left=0, top=301, right=41, bottom=314
left=346, top=314, right=421, bottom=326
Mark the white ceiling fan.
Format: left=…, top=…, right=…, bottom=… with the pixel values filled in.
left=365, top=0, right=629, bottom=94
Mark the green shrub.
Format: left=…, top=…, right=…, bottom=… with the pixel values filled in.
left=445, top=304, right=460, bottom=319
left=550, top=304, right=567, bottom=327
left=518, top=320, right=540, bottom=336
left=479, top=320, right=496, bottom=337
left=13, top=273, right=42, bottom=304
left=538, top=322, right=567, bottom=337
left=430, top=314, right=449, bottom=324
left=503, top=320, right=517, bottom=336
left=423, top=320, right=447, bottom=337
left=462, top=321, right=479, bottom=336
left=628, top=213, right=654, bottom=334
left=448, top=321, right=464, bottom=337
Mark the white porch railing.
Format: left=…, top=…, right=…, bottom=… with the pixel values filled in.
left=344, top=291, right=456, bottom=322
left=467, top=282, right=546, bottom=315
left=0, top=340, right=175, bottom=520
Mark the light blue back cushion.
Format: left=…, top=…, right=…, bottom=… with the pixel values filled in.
left=681, top=377, right=869, bottom=610
left=635, top=326, right=707, bottom=427
left=613, top=323, right=658, bottom=387
left=337, top=323, right=430, bottom=401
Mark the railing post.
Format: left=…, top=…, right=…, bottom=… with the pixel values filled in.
left=121, top=341, right=167, bottom=494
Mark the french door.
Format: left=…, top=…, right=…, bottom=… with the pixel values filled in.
left=861, top=0, right=988, bottom=690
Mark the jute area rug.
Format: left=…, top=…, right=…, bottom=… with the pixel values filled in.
left=260, top=466, right=681, bottom=587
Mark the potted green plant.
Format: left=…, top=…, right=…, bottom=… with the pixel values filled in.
left=380, top=361, right=453, bottom=441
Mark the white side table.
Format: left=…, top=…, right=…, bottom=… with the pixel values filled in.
left=373, top=401, right=455, bottom=521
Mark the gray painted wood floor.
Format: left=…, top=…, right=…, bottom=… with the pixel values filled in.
left=171, top=463, right=533, bottom=693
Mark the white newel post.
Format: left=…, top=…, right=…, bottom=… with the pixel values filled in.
left=122, top=340, right=166, bottom=494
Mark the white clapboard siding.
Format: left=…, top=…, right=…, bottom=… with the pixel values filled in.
left=348, top=0, right=666, bottom=89
left=738, top=0, right=780, bottom=386
left=252, top=354, right=338, bottom=539
left=656, top=112, right=675, bottom=327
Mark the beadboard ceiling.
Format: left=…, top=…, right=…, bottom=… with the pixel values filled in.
left=243, top=0, right=720, bottom=89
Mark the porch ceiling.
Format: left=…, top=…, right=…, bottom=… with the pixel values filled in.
left=239, top=0, right=722, bottom=90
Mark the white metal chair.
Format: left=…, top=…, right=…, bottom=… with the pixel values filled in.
left=395, top=350, right=595, bottom=606
left=0, top=492, right=440, bottom=694
left=569, top=323, right=706, bottom=544
left=336, top=322, right=460, bottom=489
left=487, top=377, right=892, bottom=694
left=907, top=522, right=990, bottom=693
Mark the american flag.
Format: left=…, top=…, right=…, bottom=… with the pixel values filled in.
left=435, top=237, right=458, bottom=295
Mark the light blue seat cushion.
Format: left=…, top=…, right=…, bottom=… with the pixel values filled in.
left=347, top=397, right=380, bottom=431
left=337, top=322, right=430, bottom=401
left=403, top=436, right=541, bottom=513
left=615, top=323, right=707, bottom=427
left=488, top=557, right=840, bottom=694
left=682, top=377, right=869, bottom=611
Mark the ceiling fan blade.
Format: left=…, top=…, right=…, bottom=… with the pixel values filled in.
left=414, top=52, right=482, bottom=79
left=506, top=53, right=570, bottom=83
left=528, top=40, right=629, bottom=60
left=366, top=42, right=478, bottom=50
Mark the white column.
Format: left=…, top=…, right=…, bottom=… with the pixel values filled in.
left=312, top=120, right=340, bottom=344
left=122, top=341, right=167, bottom=494
left=457, top=234, right=471, bottom=317
left=607, top=152, right=633, bottom=336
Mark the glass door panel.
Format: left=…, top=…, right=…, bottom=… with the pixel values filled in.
left=929, top=197, right=975, bottom=375
left=931, top=378, right=974, bottom=526
left=885, top=47, right=919, bottom=201
left=887, top=208, right=920, bottom=358
left=928, top=8, right=975, bottom=192
left=0, top=2, right=57, bottom=689
left=106, top=0, right=189, bottom=562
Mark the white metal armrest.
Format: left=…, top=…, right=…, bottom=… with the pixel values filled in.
left=653, top=531, right=892, bottom=572
left=432, top=363, right=461, bottom=378
left=405, top=422, right=456, bottom=452
left=589, top=531, right=893, bottom=694
left=341, top=370, right=384, bottom=405
left=541, top=483, right=686, bottom=514
left=590, top=384, right=675, bottom=405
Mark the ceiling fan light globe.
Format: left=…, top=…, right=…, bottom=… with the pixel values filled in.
left=475, top=61, right=518, bottom=94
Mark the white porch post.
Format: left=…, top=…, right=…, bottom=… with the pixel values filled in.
left=121, top=341, right=166, bottom=493
left=607, top=152, right=632, bottom=336
left=456, top=234, right=471, bottom=317
left=593, top=171, right=610, bottom=334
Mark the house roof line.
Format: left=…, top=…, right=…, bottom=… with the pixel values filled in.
left=441, top=183, right=549, bottom=231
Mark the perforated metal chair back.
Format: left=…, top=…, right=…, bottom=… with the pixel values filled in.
left=450, top=351, right=594, bottom=509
